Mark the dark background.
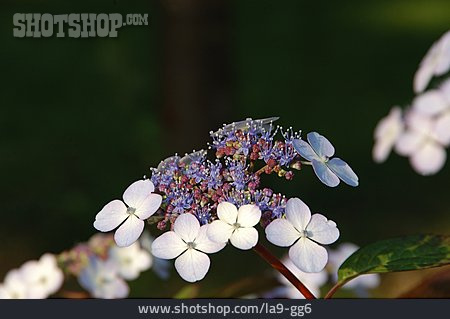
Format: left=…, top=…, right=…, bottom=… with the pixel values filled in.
left=1, top=0, right=450, bottom=297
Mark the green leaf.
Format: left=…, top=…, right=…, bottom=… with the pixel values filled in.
left=337, top=234, right=450, bottom=286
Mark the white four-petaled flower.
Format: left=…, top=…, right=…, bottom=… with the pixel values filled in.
left=94, top=180, right=162, bottom=247
left=20, top=254, right=64, bottom=299
left=395, top=108, right=449, bottom=175
left=207, top=202, right=261, bottom=250
left=78, top=257, right=129, bottom=299
left=265, top=198, right=339, bottom=273
left=151, top=214, right=225, bottom=282
left=293, top=132, right=359, bottom=187
left=0, top=270, right=28, bottom=299
left=109, top=242, right=153, bottom=281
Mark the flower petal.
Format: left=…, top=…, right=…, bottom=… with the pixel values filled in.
left=395, top=130, right=425, bottom=156
left=410, top=142, right=446, bottom=176
left=327, top=158, right=359, bottom=187
left=307, top=132, right=335, bottom=159
left=93, top=200, right=128, bottom=232
left=114, top=215, right=145, bottom=247
left=413, top=90, right=449, bottom=116
left=289, top=237, right=328, bottom=273
left=217, top=202, right=238, bottom=224
left=151, top=231, right=187, bottom=259
left=173, top=213, right=201, bottom=243
left=434, top=112, right=450, bottom=146
left=414, top=61, right=434, bottom=94
left=265, top=219, right=300, bottom=247
left=195, top=225, right=226, bottom=253
left=292, top=139, right=320, bottom=162
left=123, top=179, right=155, bottom=208
left=134, top=193, right=162, bottom=220
left=306, top=214, right=340, bottom=245
left=312, top=160, right=340, bottom=187
left=175, top=249, right=210, bottom=282
left=237, top=205, right=261, bottom=227
left=230, top=227, right=258, bottom=250
left=206, top=219, right=234, bottom=244
left=285, top=198, right=311, bottom=231
left=434, top=31, right=450, bottom=75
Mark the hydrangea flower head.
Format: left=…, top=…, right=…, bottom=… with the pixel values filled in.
left=207, top=202, right=261, bottom=250
left=151, top=214, right=225, bottom=282
left=94, top=179, right=162, bottom=247
left=265, top=198, right=339, bottom=273
left=293, top=132, right=359, bottom=187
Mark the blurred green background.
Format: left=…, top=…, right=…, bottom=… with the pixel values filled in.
left=1, top=0, right=450, bottom=297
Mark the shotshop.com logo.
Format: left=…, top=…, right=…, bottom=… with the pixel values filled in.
left=13, top=13, right=149, bottom=38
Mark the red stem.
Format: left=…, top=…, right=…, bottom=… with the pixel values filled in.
left=253, top=243, right=316, bottom=299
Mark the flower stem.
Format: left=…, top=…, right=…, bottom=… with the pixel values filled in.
left=324, top=282, right=344, bottom=299
left=253, top=243, right=316, bottom=299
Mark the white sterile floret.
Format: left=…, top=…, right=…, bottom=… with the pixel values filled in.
left=414, top=30, right=450, bottom=94
left=20, top=254, right=64, bottom=299
left=277, top=256, right=328, bottom=299
left=207, top=202, right=261, bottom=250
left=78, top=257, right=129, bottom=299
left=373, top=107, right=404, bottom=163
left=265, top=198, right=339, bottom=273
left=328, top=243, right=380, bottom=290
left=151, top=214, right=225, bottom=283
left=293, top=132, right=359, bottom=188
left=0, top=269, right=28, bottom=299
left=109, top=242, right=152, bottom=281
left=395, top=109, right=448, bottom=175
left=94, top=179, right=162, bottom=247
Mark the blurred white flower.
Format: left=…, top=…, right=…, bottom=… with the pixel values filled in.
left=152, top=214, right=225, bottom=282
left=0, top=269, right=28, bottom=299
left=414, top=31, right=450, bottom=93
left=328, top=243, right=380, bottom=291
left=140, top=231, right=171, bottom=280
left=395, top=109, right=448, bottom=175
left=265, top=198, right=339, bottom=273
left=78, top=257, right=129, bottom=299
left=20, top=254, right=64, bottom=299
left=293, top=132, right=359, bottom=187
left=109, top=242, right=152, bottom=281
left=277, top=256, right=328, bottom=299
left=373, top=107, right=404, bottom=163
left=207, top=202, right=261, bottom=250
left=94, top=179, right=162, bottom=247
